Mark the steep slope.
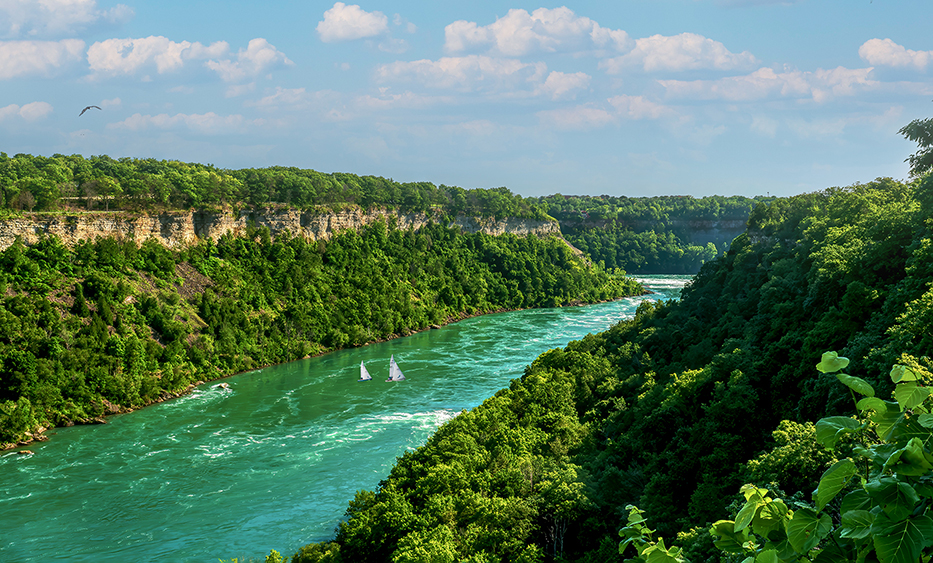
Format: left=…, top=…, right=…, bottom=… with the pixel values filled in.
left=287, top=177, right=933, bottom=562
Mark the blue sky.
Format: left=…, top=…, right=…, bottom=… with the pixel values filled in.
left=2, top=0, right=932, bottom=198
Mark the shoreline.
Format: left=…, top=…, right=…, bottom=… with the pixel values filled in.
left=2, top=286, right=650, bottom=452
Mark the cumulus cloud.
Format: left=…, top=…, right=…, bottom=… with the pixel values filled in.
left=608, top=95, right=671, bottom=120
left=87, top=36, right=291, bottom=83
left=537, top=71, right=590, bottom=100
left=87, top=36, right=228, bottom=75
left=600, top=32, right=758, bottom=73
left=249, top=87, right=309, bottom=110
left=0, top=0, right=132, bottom=38
left=659, top=66, right=877, bottom=102
left=317, top=2, right=388, bottom=42
left=538, top=95, right=671, bottom=130
left=445, top=7, right=632, bottom=56
left=375, top=55, right=547, bottom=93
left=205, top=38, right=293, bottom=82
left=537, top=105, right=616, bottom=130
left=0, top=39, right=84, bottom=78
left=859, top=38, right=933, bottom=70
left=108, top=111, right=267, bottom=134
left=0, top=101, right=54, bottom=121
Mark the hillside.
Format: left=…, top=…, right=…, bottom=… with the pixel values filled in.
left=285, top=175, right=933, bottom=562
left=538, top=194, right=772, bottom=274
left=0, top=219, right=640, bottom=449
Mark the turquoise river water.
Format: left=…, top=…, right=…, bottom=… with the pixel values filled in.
left=0, top=275, right=690, bottom=562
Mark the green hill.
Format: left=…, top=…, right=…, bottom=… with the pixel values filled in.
left=285, top=174, right=933, bottom=562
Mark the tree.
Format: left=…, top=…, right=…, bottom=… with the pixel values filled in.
left=899, top=117, right=933, bottom=177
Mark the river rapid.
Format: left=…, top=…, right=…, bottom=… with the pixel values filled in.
left=0, top=275, right=690, bottom=562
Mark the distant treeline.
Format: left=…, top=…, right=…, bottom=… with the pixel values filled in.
left=0, top=220, right=640, bottom=447
left=285, top=176, right=933, bottom=562
left=0, top=152, right=546, bottom=220
left=538, top=194, right=773, bottom=274
left=1, top=152, right=772, bottom=274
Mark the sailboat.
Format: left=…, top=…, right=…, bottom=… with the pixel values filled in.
left=385, top=355, right=406, bottom=382
left=358, top=361, right=372, bottom=382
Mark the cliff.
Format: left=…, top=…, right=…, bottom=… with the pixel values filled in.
left=0, top=208, right=561, bottom=250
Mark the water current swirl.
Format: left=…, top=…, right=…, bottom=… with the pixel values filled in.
left=0, top=275, right=690, bottom=562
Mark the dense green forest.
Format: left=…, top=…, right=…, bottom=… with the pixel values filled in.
left=538, top=194, right=773, bottom=274
left=0, top=152, right=546, bottom=219
left=0, top=152, right=770, bottom=274
left=0, top=221, right=640, bottom=448
left=285, top=173, right=933, bottom=562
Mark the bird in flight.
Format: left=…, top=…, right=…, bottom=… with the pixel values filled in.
left=79, top=105, right=101, bottom=116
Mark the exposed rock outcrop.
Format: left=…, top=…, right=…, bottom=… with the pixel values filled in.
left=0, top=208, right=560, bottom=250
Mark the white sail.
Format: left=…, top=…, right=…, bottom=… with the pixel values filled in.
left=386, top=355, right=406, bottom=382
left=358, top=361, right=372, bottom=382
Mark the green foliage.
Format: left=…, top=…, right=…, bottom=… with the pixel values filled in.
left=701, top=354, right=933, bottom=563
left=0, top=153, right=548, bottom=219
left=538, top=194, right=770, bottom=273
left=0, top=224, right=638, bottom=447
left=289, top=175, right=933, bottom=562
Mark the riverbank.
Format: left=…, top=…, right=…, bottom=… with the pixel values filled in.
left=1, top=280, right=647, bottom=452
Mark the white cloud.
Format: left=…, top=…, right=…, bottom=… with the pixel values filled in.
left=205, top=38, right=293, bottom=82
left=0, top=0, right=132, bottom=38
left=108, top=111, right=267, bottom=134
left=538, top=95, right=671, bottom=130
left=859, top=38, right=933, bottom=70
left=355, top=90, right=447, bottom=110
left=87, top=36, right=228, bottom=75
left=0, top=39, right=84, bottom=78
left=537, top=71, right=590, bottom=100
left=659, top=66, right=876, bottom=102
left=100, top=97, right=120, bottom=108
left=608, top=95, right=671, bottom=120
left=600, top=32, right=758, bottom=73
left=317, top=2, right=388, bottom=42
left=375, top=55, right=547, bottom=93
left=750, top=115, right=778, bottom=137
left=537, top=104, right=616, bottom=130
left=0, top=101, right=53, bottom=121
left=249, top=87, right=309, bottom=110
left=445, top=7, right=632, bottom=56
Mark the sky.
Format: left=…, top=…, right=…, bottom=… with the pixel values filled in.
left=2, top=0, right=933, bottom=199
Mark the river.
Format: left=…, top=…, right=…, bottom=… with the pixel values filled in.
left=0, top=275, right=690, bottom=562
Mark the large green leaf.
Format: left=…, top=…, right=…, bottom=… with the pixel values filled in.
left=865, top=478, right=920, bottom=521
left=735, top=485, right=770, bottom=532
left=890, top=365, right=919, bottom=383
left=917, top=413, right=933, bottom=428
left=816, top=459, right=857, bottom=511
left=753, top=498, right=790, bottom=537
left=711, top=520, right=750, bottom=553
left=817, top=352, right=850, bottom=374
left=871, top=514, right=933, bottom=563
left=785, top=507, right=832, bottom=553
left=755, top=549, right=779, bottom=563
left=841, top=489, right=871, bottom=514
left=857, top=396, right=888, bottom=413
left=871, top=402, right=905, bottom=441
left=836, top=373, right=875, bottom=397
left=815, top=416, right=863, bottom=449
left=894, top=382, right=931, bottom=411
left=839, top=509, right=874, bottom=539
left=883, top=438, right=933, bottom=476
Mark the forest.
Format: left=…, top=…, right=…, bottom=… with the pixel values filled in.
left=281, top=168, right=933, bottom=562
left=0, top=152, right=546, bottom=220
left=538, top=194, right=771, bottom=274
left=0, top=152, right=763, bottom=274
left=0, top=221, right=640, bottom=448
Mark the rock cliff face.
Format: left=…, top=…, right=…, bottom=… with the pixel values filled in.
left=0, top=208, right=561, bottom=250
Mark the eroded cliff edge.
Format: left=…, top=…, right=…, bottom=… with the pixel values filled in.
left=0, top=208, right=562, bottom=250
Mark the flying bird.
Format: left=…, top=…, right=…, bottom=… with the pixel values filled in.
left=79, top=105, right=101, bottom=116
